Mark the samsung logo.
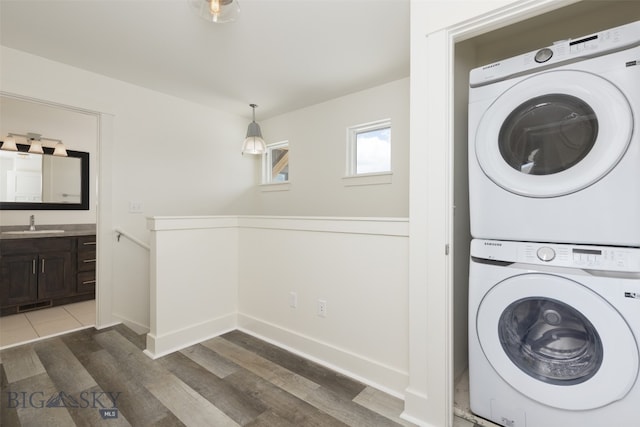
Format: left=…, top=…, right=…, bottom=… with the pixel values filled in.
left=484, top=242, right=502, bottom=247
left=482, top=62, right=501, bottom=70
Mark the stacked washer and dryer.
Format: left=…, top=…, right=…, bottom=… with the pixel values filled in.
left=467, top=21, right=640, bottom=427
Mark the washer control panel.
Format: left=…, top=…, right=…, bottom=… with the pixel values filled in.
left=470, top=20, right=640, bottom=87
left=471, top=239, right=640, bottom=273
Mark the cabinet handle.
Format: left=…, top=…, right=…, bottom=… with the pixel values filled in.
left=41, top=259, right=45, bottom=273
left=83, top=259, right=97, bottom=263
left=32, top=259, right=36, bottom=275
left=83, top=242, right=97, bottom=246
left=82, top=280, right=97, bottom=285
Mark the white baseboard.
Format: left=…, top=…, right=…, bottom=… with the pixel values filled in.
left=111, top=313, right=149, bottom=335
left=237, top=312, right=408, bottom=398
left=94, top=321, right=121, bottom=330
left=144, top=312, right=237, bottom=359
left=402, top=388, right=433, bottom=427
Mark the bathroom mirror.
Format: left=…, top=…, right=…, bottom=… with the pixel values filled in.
left=0, top=143, right=89, bottom=210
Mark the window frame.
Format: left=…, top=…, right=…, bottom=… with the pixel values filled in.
left=345, top=119, right=392, bottom=178
left=261, top=140, right=290, bottom=190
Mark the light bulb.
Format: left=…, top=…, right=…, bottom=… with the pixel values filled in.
left=210, top=0, right=220, bottom=18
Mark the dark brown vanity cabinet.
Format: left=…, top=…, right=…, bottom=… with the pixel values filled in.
left=0, top=235, right=95, bottom=316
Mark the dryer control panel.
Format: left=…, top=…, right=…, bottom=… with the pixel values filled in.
left=471, top=239, right=640, bottom=273
left=470, top=20, right=640, bottom=87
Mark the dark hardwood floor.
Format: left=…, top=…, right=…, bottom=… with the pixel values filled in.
left=1, top=325, right=416, bottom=426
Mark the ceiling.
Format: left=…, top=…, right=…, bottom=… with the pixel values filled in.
left=0, top=0, right=410, bottom=119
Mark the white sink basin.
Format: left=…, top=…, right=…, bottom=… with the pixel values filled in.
left=2, top=229, right=66, bottom=235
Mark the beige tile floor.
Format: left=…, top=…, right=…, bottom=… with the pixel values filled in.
left=0, top=299, right=95, bottom=349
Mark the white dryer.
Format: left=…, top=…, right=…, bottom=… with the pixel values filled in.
left=469, top=239, right=640, bottom=427
left=469, top=21, right=640, bottom=246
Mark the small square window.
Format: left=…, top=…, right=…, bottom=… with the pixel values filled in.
left=262, top=141, right=289, bottom=184
left=347, top=120, right=391, bottom=176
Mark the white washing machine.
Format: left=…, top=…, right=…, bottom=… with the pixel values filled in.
left=468, top=21, right=640, bottom=246
left=469, top=239, right=640, bottom=427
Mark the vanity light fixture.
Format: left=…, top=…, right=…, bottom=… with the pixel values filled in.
left=4, top=133, right=68, bottom=157
left=242, top=103, right=267, bottom=155
left=190, top=0, right=240, bottom=23
left=0, top=135, right=18, bottom=151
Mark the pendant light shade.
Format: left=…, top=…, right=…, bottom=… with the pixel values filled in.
left=1, top=135, right=18, bottom=151
left=242, top=104, right=266, bottom=155
left=190, top=0, right=240, bottom=23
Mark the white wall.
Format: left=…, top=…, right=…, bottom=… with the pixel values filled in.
left=0, top=46, right=255, bottom=329
left=146, top=216, right=239, bottom=358
left=0, top=96, right=98, bottom=225
left=144, top=215, right=410, bottom=396
left=238, top=216, right=410, bottom=396
left=256, top=78, right=409, bottom=217
left=416, top=0, right=521, bottom=34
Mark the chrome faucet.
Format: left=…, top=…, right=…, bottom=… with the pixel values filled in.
left=29, top=215, right=36, bottom=231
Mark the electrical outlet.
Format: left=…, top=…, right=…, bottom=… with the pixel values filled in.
left=318, top=299, right=327, bottom=317
left=129, top=201, right=143, bottom=213
left=289, top=291, right=297, bottom=308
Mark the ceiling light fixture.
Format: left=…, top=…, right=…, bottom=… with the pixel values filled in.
left=190, top=0, right=240, bottom=23
left=1, top=133, right=68, bottom=157
left=242, top=104, right=266, bottom=155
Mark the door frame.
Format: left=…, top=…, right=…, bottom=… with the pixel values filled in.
left=0, top=91, right=116, bottom=329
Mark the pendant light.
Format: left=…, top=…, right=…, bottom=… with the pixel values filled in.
left=242, top=104, right=266, bottom=155
left=190, top=0, right=240, bottom=23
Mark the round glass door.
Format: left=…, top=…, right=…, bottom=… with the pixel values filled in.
left=476, top=273, right=638, bottom=410
left=475, top=70, right=633, bottom=197
left=499, top=94, right=598, bottom=175
left=499, top=297, right=603, bottom=386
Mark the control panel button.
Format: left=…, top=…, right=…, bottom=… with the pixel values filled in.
left=537, top=246, right=556, bottom=262
left=535, top=48, right=554, bottom=63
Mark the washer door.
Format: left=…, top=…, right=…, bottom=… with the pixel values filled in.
left=475, top=70, right=633, bottom=197
left=477, top=273, right=639, bottom=410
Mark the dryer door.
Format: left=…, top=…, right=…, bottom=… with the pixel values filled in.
left=477, top=273, right=639, bottom=410
left=475, top=70, right=633, bottom=197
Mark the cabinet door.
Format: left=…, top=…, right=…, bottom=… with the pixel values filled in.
left=37, top=251, right=73, bottom=300
left=0, top=254, right=38, bottom=307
